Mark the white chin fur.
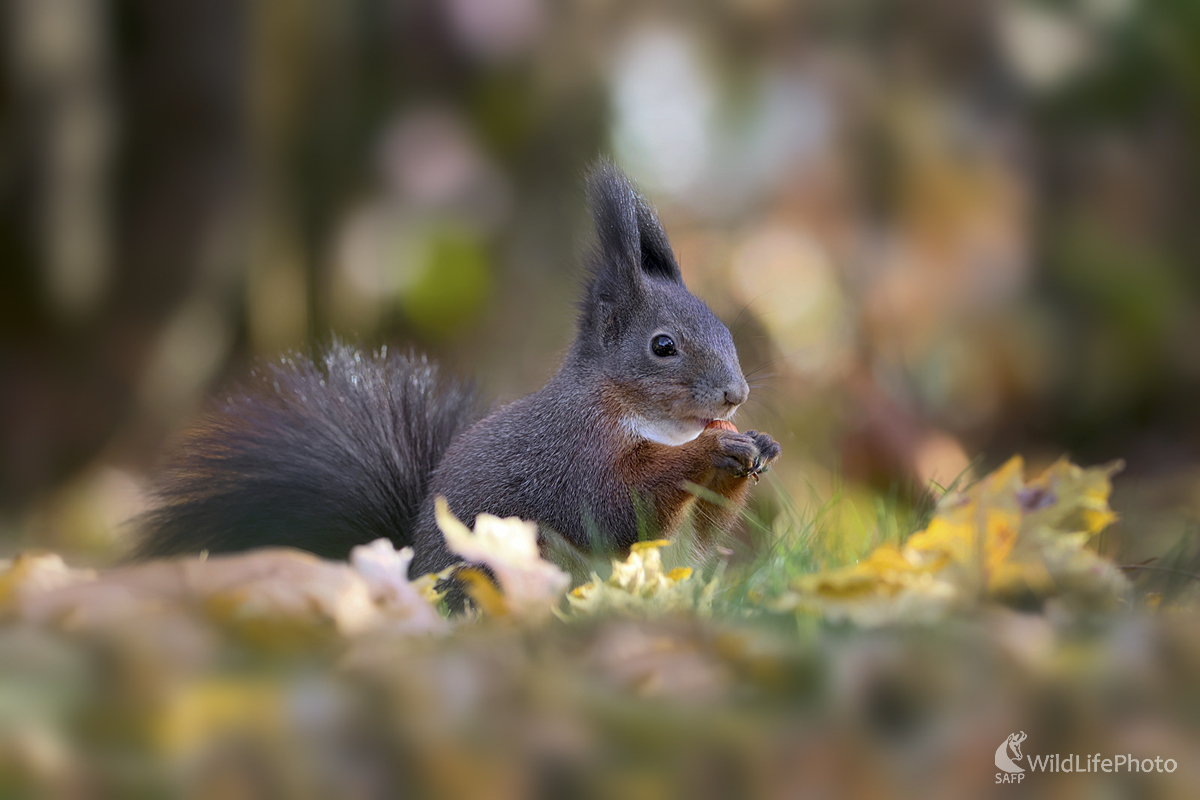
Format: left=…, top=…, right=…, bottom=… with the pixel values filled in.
left=623, top=415, right=706, bottom=447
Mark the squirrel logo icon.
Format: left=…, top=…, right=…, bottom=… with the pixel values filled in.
left=995, top=732, right=1027, bottom=774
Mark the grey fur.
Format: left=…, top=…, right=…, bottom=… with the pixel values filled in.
left=410, top=164, right=749, bottom=573
left=137, top=163, right=754, bottom=578
left=136, top=343, right=478, bottom=560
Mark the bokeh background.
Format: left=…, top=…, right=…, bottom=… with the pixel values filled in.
left=5, top=4, right=1200, bottom=798
left=2, top=0, right=1199, bottom=568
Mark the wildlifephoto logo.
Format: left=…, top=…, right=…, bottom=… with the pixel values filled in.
left=995, top=733, right=1178, bottom=785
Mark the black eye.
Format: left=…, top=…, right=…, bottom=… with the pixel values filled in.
left=651, top=334, right=677, bottom=357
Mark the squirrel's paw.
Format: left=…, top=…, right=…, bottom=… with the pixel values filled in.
left=710, top=430, right=781, bottom=480
left=743, top=430, right=781, bottom=473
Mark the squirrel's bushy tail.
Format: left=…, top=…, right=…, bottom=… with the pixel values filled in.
left=135, top=342, right=479, bottom=560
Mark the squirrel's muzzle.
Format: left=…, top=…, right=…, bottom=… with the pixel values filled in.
left=723, top=379, right=749, bottom=408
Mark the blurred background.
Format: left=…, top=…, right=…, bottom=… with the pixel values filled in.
left=2, top=0, right=1199, bottom=567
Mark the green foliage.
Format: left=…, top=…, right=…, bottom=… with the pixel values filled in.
left=400, top=225, right=493, bottom=339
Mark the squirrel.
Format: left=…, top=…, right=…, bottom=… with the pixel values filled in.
left=136, top=163, right=781, bottom=578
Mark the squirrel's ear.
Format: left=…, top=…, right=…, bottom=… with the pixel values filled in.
left=581, top=162, right=683, bottom=348
left=586, top=162, right=682, bottom=289
left=634, top=194, right=682, bottom=284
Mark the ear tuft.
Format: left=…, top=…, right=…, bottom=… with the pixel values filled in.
left=586, top=160, right=682, bottom=285
left=635, top=199, right=682, bottom=283
left=587, top=161, right=640, bottom=276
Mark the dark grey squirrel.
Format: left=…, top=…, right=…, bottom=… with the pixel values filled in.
left=136, top=163, right=781, bottom=577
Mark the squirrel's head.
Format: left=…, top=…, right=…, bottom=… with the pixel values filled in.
left=574, top=163, right=748, bottom=446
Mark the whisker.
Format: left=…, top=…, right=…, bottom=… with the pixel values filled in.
left=744, top=354, right=789, bottom=379
left=731, top=298, right=765, bottom=339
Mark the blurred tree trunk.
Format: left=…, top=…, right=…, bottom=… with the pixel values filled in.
left=0, top=0, right=249, bottom=512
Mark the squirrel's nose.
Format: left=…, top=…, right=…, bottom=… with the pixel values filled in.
left=724, top=380, right=749, bottom=407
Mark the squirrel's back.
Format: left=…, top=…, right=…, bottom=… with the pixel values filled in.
left=135, top=342, right=479, bottom=560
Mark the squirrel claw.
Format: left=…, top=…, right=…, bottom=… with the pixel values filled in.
left=711, top=429, right=780, bottom=482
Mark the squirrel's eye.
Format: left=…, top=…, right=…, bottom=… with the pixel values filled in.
left=651, top=334, right=677, bottom=357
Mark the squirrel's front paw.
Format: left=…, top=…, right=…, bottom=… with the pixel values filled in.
left=710, top=430, right=781, bottom=480
left=744, top=430, right=781, bottom=470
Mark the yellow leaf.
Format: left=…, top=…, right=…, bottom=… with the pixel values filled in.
left=566, top=540, right=704, bottom=617
left=454, top=566, right=509, bottom=617
left=631, top=539, right=673, bottom=553
left=789, top=456, right=1128, bottom=625
left=153, top=678, right=285, bottom=756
